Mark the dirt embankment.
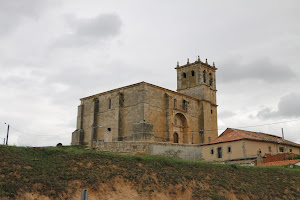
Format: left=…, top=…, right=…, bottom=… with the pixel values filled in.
left=0, top=146, right=299, bottom=200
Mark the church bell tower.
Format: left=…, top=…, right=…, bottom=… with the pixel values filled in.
left=175, top=56, right=218, bottom=142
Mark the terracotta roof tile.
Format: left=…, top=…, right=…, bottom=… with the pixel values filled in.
left=258, top=159, right=300, bottom=166
left=202, top=128, right=300, bottom=147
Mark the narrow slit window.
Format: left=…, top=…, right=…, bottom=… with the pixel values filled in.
left=209, top=73, right=213, bottom=86
left=108, top=98, right=112, bottom=109
left=182, top=99, right=187, bottom=111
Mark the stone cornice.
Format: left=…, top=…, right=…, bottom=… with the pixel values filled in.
left=175, top=60, right=217, bottom=71
left=80, top=81, right=218, bottom=107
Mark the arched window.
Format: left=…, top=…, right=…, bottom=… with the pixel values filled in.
left=182, top=72, right=187, bottom=78
left=209, top=73, right=213, bottom=86
left=108, top=98, right=112, bottom=109
left=173, top=132, right=179, bottom=143
left=191, top=71, right=195, bottom=76
left=203, top=70, right=206, bottom=83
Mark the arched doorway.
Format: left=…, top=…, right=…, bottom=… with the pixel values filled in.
left=173, top=132, right=178, bottom=143
left=173, top=113, right=188, bottom=144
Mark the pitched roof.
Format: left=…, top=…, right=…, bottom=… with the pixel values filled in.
left=258, top=159, right=300, bottom=166
left=202, top=128, right=300, bottom=147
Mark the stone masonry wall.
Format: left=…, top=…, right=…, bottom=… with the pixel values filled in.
left=143, top=84, right=203, bottom=144
left=73, top=80, right=218, bottom=146
left=96, top=141, right=203, bottom=161
left=149, top=143, right=202, bottom=160
left=96, top=141, right=151, bottom=154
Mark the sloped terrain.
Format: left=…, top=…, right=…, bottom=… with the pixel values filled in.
left=0, top=145, right=299, bottom=200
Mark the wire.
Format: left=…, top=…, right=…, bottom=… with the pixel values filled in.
left=4, top=118, right=300, bottom=137
left=10, top=126, right=70, bottom=137
left=233, top=118, right=300, bottom=129
left=137, top=118, right=300, bottom=133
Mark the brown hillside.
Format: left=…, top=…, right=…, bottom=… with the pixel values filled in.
left=0, top=145, right=299, bottom=200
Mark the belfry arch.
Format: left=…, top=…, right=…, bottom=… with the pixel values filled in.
left=173, top=113, right=188, bottom=144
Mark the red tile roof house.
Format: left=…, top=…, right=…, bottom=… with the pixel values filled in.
left=258, top=159, right=300, bottom=167
left=201, top=128, right=300, bottom=166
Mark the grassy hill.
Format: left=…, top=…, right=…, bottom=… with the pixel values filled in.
left=0, top=145, right=299, bottom=200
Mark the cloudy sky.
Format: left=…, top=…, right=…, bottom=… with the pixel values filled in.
left=0, top=0, right=299, bottom=146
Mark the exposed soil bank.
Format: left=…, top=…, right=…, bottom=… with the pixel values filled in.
left=0, top=145, right=299, bottom=200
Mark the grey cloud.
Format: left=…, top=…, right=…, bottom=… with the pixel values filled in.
left=71, top=14, right=122, bottom=38
left=257, top=93, right=300, bottom=119
left=218, top=57, right=296, bottom=84
left=218, top=110, right=236, bottom=119
left=54, top=14, right=122, bottom=47
left=1, top=1, right=299, bottom=147
left=0, top=0, right=57, bottom=36
left=41, top=59, right=150, bottom=107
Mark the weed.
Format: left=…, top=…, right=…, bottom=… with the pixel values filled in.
left=230, top=164, right=238, bottom=169
left=0, top=145, right=299, bottom=200
left=162, top=149, right=182, bottom=159
left=210, top=193, right=227, bottom=200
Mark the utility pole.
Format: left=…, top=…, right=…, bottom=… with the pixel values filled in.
left=5, top=123, right=9, bottom=146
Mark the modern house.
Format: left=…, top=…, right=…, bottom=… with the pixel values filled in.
left=202, top=128, right=300, bottom=165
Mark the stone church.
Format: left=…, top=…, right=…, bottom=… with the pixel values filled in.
left=72, top=56, right=218, bottom=147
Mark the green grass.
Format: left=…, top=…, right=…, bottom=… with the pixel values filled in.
left=0, top=145, right=299, bottom=199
